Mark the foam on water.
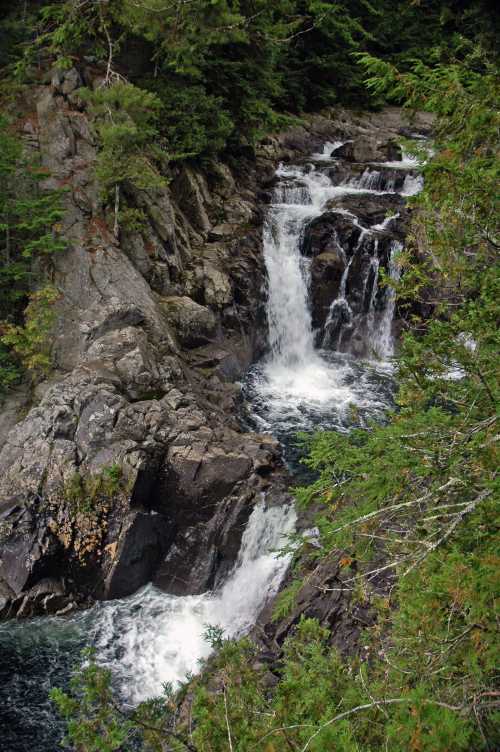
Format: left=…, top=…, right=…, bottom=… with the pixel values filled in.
left=89, top=500, right=297, bottom=704
left=0, top=501, right=297, bottom=747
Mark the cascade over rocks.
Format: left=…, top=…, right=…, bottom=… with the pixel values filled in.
left=296, top=169, right=416, bottom=355
left=0, top=68, right=431, bottom=619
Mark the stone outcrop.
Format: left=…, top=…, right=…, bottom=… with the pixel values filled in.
left=0, top=67, right=432, bottom=618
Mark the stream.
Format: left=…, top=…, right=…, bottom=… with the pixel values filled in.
left=0, top=141, right=421, bottom=751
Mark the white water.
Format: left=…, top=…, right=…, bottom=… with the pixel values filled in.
left=321, top=253, right=354, bottom=350
left=264, top=165, right=354, bottom=404
left=90, top=500, right=296, bottom=703
left=263, top=160, right=401, bottom=404
left=311, top=140, right=345, bottom=161
left=2, top=137, right=425, bottom=752
left=372, top=240, right=402, bottom=359
left=373, top=146, right=425, bottom=170
left=245, top=143, right=423, bottom=439
left=401, top=173, right=424, bottom=196
left=372, top=212, right=400, bottom=232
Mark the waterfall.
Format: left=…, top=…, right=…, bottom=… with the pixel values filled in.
left=321, top=255, right=353, bottom=350
left=367, top=244, right=380, bottom=314
left=311, top=140, right=344, bottom=160
left=261, top=163, right=357, bottom=403
left=259, top=151, right=413, bottom=407
left=90, top=500, right=297, bottom=704
left=264, top=198, right=317, bottom=367
left=401, top=173, right=424, bottom=196
left=2, top=136, right=425, bottom=752
left=372, top=213, right=400, bottom=232
left=371, top=240, right=402, bottom=358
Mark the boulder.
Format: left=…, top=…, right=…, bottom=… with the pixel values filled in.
left=379, top=138, right=402, bottom=161
left=325, top=193, right=406, bottom=228
left=310, top=252, right=346, bottom=331
left=301, top=211, right=361, bottom=257
left=161, top=296, right=217, bottom=348
left=332, top=137, right=384, bottom=163
left=152, top=433, right=283, bottom=595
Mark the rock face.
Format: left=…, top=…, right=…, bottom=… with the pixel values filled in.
left=0, top=69, right=432, bottom=619
left=253, top=540, right=395, bottom=671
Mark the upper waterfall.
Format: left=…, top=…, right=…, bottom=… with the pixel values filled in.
left=243, top=138, right=422, bottom=439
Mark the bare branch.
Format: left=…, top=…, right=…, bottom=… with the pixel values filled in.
left=299, top=697, right=464, bottom=751
left=402, top=488, right=492, bottom=576
left=223, top=685, right=234, bottom=752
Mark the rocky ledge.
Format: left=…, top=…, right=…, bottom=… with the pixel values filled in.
left=0, top=67, right=432, bottom=619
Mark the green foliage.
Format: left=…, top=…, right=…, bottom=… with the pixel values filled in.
left=51, top=649, right=191, bottom=751
left=1, top=285, right=60, bottom=381
left=79, top=82, right=166, bottom=199
left=203, top=624, right=226, bottom=649
left=144, top=78, right=234, bottom=160
left=51, top=35, right=499, bottom=752
left=284, top=43, right=499, bottom=751
left=50, top=649, right=134, bottom=752
left=0, top=115, right=66, bottom=393
left=14, top=3, right=497, bottom=750
left=272, top=577, right=303, bottom=621
left=7, top=0, right=494, bottom=165
left=65, top=464, right=127, bottom=514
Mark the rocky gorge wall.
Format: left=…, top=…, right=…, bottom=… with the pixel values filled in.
left=0, top=67, right=432, bottom=620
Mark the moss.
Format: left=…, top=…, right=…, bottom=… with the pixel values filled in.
left=64, top=464, right=128, bottom=515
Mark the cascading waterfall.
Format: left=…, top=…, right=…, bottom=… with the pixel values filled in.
left=322, top=255, right=354, bottom=350
left=311, top=140, right=345, bottom=160
left=261, top=163, right=355, bottom=403
left=264, top=160, right=400, bottom=370
left=0, top=500, right=297, bottom=736
left=245, top=139, right=423, bottom=438
left=90, top=500, right=297, bottom=703
left=372, top=240, right=402, bottom=359
left=264, top=197, right=317, bottom=367
left=367, top=244, right=380, bottom=317
left=70, top=152, right=413, bottom=709
left=1, top=136, right=423, bottom=752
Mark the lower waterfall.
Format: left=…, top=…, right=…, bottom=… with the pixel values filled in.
left=90, top=501, right=296, bottom=704
left=0, top=502, right=296, bottom=748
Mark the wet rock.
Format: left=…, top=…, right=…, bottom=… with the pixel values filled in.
left=255, top=544, right=393, bottom=664
left=0, top=499, right=60, bottom=596
left=104, top=510, right=171, bottom=600
left=302, top=211, right=360, bottom=257
left=310, top=252, right=346, bottom=332
left=153, top=434, right=283, bottom=595
left=332, top=137, right=383, bottom=163
left=154, top=487, right=254, bottom=595
left=0, top=89, right=431, bottom=619
left=0, top=580, right=16, bottom=618
left=379, top=138, right=402, bottom=161
left=326, top=192, right=406, bottom=227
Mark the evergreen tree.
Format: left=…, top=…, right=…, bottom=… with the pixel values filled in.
left=0, top=117, right=65, bottom=393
